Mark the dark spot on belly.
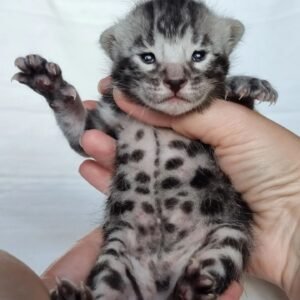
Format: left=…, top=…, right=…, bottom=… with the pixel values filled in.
left=164, top=197, right=179, bottom=209
left=164, top=223, right=176, bottom=233
left=178, top=191, right=188, bottom=197
left=181, top=201, right=194, bottom=214
left=142, top=202, right=155, bottom=214
left=161, top=177, right=181, bottom=189
left=187, top=140, right=203, bottom=157
left=110, top=200, right=134, bottom=215
left=117, top=153, right=130, bottom=165
left=165, top=157, right=184, bottom=170
left=155, top=158, right=160, bottom=166
left=135, top=187, right=150, bottom=194
left=138, top=225, right=147, bottom=235
left=190, top=167, right=214, bottom=189
left=178, top=230, right=188, bottom=239
left=135, top=129, right=145, bottom=141
left=169, top=140, right=187, bottom=150
left=115, top=173, right=131, bottom=191
left=135, top=172, right=151, bottom=183
left=131, top=150, right=144, bottom=162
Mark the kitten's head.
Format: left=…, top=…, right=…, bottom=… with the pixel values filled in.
left=100, top=0, right=244, bottom=116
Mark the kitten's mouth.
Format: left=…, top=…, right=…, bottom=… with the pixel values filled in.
left=161, top=96, right=191, bottom=104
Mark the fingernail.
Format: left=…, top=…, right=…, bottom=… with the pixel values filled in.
left=79, top=134, right=84, bottom=147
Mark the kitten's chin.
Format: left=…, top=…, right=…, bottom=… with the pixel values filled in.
left=142, top=95, right=211, bottom=116
left=145, top=98, right=204, bottom=116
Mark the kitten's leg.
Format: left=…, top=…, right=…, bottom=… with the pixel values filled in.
left=13, top=55, right=118, bottom=156
left=225, top=76, right=278, bottom=109
left=86, top=224, right=145, bottom=300
left=50, top=226, right=145, bottom=300
left=174, top=225, right=250, bottom=300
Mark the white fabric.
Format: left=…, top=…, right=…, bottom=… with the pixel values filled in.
left=1, top=0, right=298, bottom=299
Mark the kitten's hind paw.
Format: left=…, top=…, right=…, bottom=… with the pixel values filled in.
left=13, top=54, right=78, bottom=111
left=175, top=269, right=218, bottom=300
left=50, top=279, right=94, bottom=300
left=226, top=76, right=278, bottom=104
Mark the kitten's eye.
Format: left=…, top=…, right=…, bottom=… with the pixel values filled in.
left=192, top=50, right=207, bottom=62
left=140, top=53, right=156, bottom=64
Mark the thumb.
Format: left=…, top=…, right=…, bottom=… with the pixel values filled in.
left=41, top=228, right=103, bottom=290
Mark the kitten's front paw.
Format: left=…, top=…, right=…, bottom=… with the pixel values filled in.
left=13, top=54, right=77, bottom=110
left=226, top=76, right=278, bottom=104
left=50, top=279, right=94, bottom=300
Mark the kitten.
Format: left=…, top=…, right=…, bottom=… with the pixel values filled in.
left=13, top=0, right=277, bottom=299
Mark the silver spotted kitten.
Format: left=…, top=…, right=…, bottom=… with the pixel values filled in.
left=13, top=0, right=278, bottom=299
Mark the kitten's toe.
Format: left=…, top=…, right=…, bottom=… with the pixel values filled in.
left=256, top=79, right=278, bottom=103
left=45, top=61, right=62, bottom=77
left=50, top=279, right=94, bottom=300
left=15, top=55, right=47, bottom=73
left=226, top=76, right=278, bottom=104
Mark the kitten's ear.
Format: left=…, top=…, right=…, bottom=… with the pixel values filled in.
left=100, top=26, right=117, bottom=60
left=222, top=18, right=245, bottom=54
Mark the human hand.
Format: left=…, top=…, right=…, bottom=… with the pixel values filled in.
left=80, top=77, right=300, bottom=300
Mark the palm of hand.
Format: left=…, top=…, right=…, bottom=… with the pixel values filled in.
left=209, top=105, right=300, bottom=293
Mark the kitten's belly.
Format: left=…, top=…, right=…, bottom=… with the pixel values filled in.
left=114, top=121, right=218, bottom=249
left=108, top=121, right=240, bottom=297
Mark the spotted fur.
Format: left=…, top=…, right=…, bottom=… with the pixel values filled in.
left=14, top=1, right=278, bottom=299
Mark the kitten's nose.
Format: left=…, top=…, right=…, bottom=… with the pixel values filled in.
left=164, top=78, right=187, bottom=93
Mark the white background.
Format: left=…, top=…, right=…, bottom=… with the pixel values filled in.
left=1, top=0, right=299, bottom=299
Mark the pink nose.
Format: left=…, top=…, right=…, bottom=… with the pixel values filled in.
left=163, top=79, right=187, bottom=93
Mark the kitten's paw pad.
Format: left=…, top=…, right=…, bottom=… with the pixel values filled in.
left=13, top=55, right=77, bottom=106
left=50, top=279, right=94, bottom=300
left=226, top=76, right=278, bottom=104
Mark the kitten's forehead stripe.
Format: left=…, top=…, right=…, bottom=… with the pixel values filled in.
left=142, top=1, right=155, bottom=45
left=134, top=35, right=147, bottom=49
left=154, top=0, right=197, bottom=40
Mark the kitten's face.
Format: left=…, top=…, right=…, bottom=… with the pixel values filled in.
left=101, top=0, right=244, bottom=116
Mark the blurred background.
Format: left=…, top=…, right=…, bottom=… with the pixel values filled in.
left=1, top=0, right=299, bottom=299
